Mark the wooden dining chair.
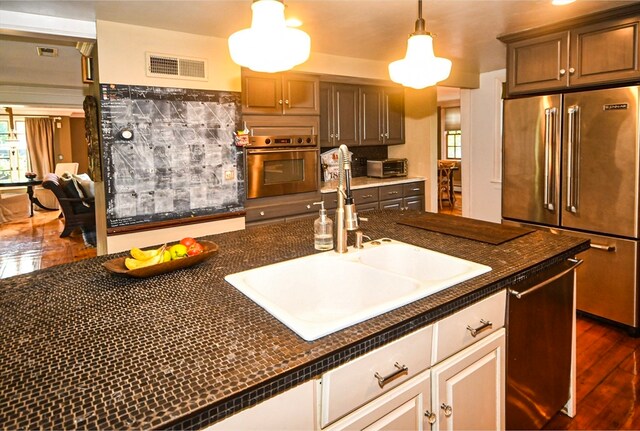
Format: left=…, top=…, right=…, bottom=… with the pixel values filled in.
left=438, top=161, right=456, bottom=209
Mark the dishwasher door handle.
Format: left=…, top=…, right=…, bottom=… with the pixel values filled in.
left=509, top=258, right=583, bottom=300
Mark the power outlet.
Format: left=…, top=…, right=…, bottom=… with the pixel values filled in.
left=224, top=169, right=235, bottom=181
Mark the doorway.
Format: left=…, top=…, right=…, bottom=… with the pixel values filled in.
left=437, top=87, right=462, bottom=216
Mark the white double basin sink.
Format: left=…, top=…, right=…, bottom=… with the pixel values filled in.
left=225, top=239, right=491, bottom=341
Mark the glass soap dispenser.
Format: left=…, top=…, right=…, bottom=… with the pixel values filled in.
left=313, top=201, right=334, bottom=250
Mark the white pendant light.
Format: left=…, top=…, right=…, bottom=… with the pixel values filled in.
left=389, top=0, right=452, bottom=89
left=228, top=0, right=310, bottom=73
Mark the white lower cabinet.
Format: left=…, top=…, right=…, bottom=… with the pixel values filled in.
left=206, top=291, right=506, bottom=431
left=431, top=329, right=506, bottom=431
left=323, top=370, right=431, bottom=431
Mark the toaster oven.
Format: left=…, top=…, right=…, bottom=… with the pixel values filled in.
left=367, top=158, right=408, bottom=178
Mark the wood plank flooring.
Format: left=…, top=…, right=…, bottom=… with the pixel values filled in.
left=1, top=200, right=638, bottom=430
left=0, top=209, right=96, bottom=279
left=439, top=192, right=462, bottom=216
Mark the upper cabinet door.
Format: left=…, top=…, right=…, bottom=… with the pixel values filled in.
left=283, top=73, right=320, bottom=115
left=360, top=86, right=383, bottom=146
left=507, top=31, right=569, bottom=95
left=242, top=72, right=284, bottom=115
left=384, top=88, right=405, bottom=145
left=569, top=17, right=640, bottom=88
left=333, top=84, right=360, bottom=147
left=242, top=70, right=320, bottom=116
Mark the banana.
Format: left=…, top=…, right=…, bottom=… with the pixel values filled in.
left=125, top=245, right=167, bottom=270
left=130, top=246, right=163, bottom=261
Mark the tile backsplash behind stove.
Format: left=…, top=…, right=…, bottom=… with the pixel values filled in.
left=350, top=146, right=388, bottom=177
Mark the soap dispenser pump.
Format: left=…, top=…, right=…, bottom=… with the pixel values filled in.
left=313, top=201, right=334, bottom=250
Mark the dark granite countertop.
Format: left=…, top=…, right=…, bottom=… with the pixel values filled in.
left=0, top=210, right=589, bottom=430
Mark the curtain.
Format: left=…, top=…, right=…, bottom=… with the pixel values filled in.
left=25, top=118, right=55, bottom=177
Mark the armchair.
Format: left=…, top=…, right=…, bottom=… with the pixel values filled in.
left=42, top=173, right=96, bottom=238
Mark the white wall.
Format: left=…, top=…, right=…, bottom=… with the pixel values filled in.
left=460, top=69, right=505, bottom=223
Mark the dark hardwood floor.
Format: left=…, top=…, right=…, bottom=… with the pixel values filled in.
left=1, top=201, right=638, bottom=430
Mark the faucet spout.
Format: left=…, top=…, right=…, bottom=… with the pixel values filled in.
left=336, top=145, right=359, bottom=253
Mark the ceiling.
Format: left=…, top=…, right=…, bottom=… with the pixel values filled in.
left=1, top=0, right=638, bottom=74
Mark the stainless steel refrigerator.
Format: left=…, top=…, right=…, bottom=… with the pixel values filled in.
left=503, top=85, right=639, bottom=330
left=503, top=85, right=640, bottom=429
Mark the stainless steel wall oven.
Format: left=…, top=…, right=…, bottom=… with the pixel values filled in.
left=245, top=135, right=319, bottom=199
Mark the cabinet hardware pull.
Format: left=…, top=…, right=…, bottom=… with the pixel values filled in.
left=362, top=194, right=373, bottom=199
left=259, top=211, right=265, bottom=216
left=285, top=99, right=289, bottom=105
left=509, top=258, right=583, bottom=299
left=569, top=67, right=575, bottom=74
left=466, top=319, right=492, bottom=337
left=374, top=362, right=408, bottom=388
left=559, top=68, right=566, bottom=76
left=410, top=188, right=420, bottom=192
left=424, top=411, right=437, bottom=424
left=278, top=99, right=283, bottom=105
left=590, top=243, right=616, bottom=252
left=389, top=191, right=399, bottom=195
left=441, top=403, right=453, bottom=417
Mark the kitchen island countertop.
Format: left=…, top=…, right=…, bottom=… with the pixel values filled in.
left=0, top=210, right=588, bottom=430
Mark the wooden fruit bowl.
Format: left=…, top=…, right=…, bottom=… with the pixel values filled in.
left=103, top=240, right=219, bottom=278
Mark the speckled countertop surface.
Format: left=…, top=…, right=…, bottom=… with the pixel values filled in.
left=320, top=176, right=426, bottom=193
left=0, top=210, right=588, bottom=430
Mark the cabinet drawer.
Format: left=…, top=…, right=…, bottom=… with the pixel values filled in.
left=320, top=324, right=433, bottom=427
left=379, top=184, right=404, bottom=200
left=433, top=290, right=506, bottom=363
left=322, top=193, right=339, bottom=210
left=380, top=198, right=403, bottom=211
left=245, top=200, right=316, bottom=222
left=402, top=181, right=424, bottom=197
left=353, top=187, right=379, bottom=204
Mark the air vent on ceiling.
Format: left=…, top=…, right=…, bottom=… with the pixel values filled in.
left=37, top=46, right=59, bottom=57
left=146, top=52, right=207, bottom=81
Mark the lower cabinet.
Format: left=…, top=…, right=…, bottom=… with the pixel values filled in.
left=206, top=291, right=506, bottom=430
left=323, top=370, right=432, bottom=431
left=431, top=329, right=506, bottom=431
left=322, top=180, right=425, bottom=214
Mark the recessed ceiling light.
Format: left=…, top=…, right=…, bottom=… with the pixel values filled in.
left=552, top=0, right=576, bottom=5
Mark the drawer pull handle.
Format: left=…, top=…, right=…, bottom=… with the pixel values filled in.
left=374, top=362, right=408, bottom=388
left=424, top=411, right=437, bottom=424
left=410, top=188, right=420, bottom=192
left=362, top=194, right=373, bottom=199
left=388, top=191, right=399, bottom=195
left=441, top=403, right=453, bottom=417
left=466, top=319, right=492, bottom=337
left=590, top=243, right=616, bottom=252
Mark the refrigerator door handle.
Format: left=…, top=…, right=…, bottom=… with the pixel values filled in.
left=544, top=108, right=556, bottom=211
left=566, top=106, right=579, bottom=213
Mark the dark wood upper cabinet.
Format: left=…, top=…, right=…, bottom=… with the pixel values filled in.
left=361, top=86, right=383, bottom=146
left=242, top=70, right=319, bottom=115
left=501, top=6, right=640, bottom=96
left=384, top=87, right=405, bottom=145
left=320, top=82, right=359, bottom=147
left=321, top=82, right=405, bottom=147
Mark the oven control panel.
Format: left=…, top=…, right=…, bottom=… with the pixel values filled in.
left=248, top=135, right=317, bottom=148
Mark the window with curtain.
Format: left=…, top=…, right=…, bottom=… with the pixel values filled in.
left=0, top=119, right=29, bottom=181
left=442, top=106, right=461, bottom=160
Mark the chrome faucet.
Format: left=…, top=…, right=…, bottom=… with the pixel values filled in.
left=335, top=145, right=360, bottom=253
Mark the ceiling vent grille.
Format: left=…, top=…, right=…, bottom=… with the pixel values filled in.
left=146, top=53, right=207, bottom=81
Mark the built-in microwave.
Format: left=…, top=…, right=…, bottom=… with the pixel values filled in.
left=245, top=135, right=319, bottom=199
left=367, top=158, right=408, bottom=178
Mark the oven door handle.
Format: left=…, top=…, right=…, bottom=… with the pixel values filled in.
left=246, top=148, right=319, bottom=155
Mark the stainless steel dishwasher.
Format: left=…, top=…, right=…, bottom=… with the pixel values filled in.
left=506, top=257, right=582, bottom=430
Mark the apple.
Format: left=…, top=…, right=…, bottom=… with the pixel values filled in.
left=169, top=243, right=188, bottom=259
left=187, top=242, right=204, bottom=256
left=180, top=237, right=197, bottom=248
